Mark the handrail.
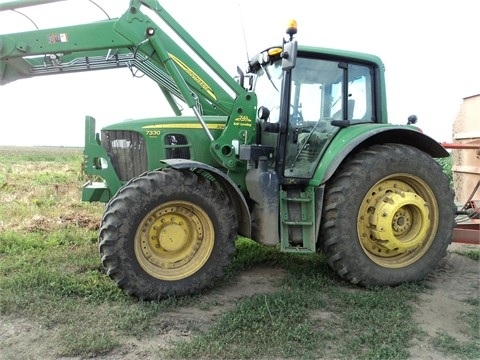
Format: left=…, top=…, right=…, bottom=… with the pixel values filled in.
left=0, top=0, right=66, bottom=11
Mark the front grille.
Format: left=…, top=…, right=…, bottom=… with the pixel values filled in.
left=101, top=130, right=147, bottom=181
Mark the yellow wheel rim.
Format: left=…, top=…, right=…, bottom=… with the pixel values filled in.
left=134, top=201, right=214, bottom=281
left=357, top=175, right=438, bottom=268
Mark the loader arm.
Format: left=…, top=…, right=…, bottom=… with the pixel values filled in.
left=0, top=0, right=258, bottom=170
left=0, top=0, right=243, bottom=115
left=0, top=0, right=256, bottom=171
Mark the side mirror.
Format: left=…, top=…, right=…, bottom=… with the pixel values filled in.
left=257, top=106, right=280, bottom=133
left=257, top=106, right=270, bottom=120
left=407, top=115, right=418, bottom=125
left=282, top=40, right=297, bottom=71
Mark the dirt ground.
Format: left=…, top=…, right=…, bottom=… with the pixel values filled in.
left=0, top=243, right=479, bottom=360
left=408, top=243, right=479, bottom=360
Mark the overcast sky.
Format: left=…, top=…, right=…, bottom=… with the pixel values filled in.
left=0, top=0, right=478, bottom=146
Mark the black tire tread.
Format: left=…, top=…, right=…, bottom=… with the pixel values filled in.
left=320, top=143, right=456, bottom=286
left=98, top=168, right=237, bottom=300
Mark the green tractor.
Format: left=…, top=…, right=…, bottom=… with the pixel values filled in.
left=0, top=0, right=455, bottom=300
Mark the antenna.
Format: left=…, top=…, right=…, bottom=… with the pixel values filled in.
left=238, top=3, right=250, bottom=65
left=12, top=9, right=39, bottom=29
left=88, top=0, right=111, bottom=20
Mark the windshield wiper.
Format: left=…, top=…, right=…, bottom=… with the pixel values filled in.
left=261, top=64, right=279, bottom=92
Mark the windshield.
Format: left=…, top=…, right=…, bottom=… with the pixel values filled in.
left=252, top=61, right=283, bottom=122
left=254, top=57, right=374, bottom=123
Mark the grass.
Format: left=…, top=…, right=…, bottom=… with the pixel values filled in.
left=430, top=281, right=480, bottom=360
left=452, top=248, right=480, bottom=261
left=433, top=331, right=480, bottom=360
left=436, top=157, right=453, bottom=188
left=170, top=248, right=424, bottom=360
left=0, top=146, right=478, bottom=359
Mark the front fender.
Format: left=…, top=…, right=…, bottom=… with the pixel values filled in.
left=311, top=124, right=449, bottom=186
left=161, top=159, right=251, bottom=238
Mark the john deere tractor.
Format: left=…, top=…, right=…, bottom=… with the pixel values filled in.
left=0, top=0, right=455, bottom=300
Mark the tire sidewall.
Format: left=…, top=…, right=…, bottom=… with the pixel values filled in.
left=324, top=144, right=454, bottom=286
left=101, top=170, right=236, bottom=299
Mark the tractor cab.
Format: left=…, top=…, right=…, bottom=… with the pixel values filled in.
left=249, top=45, right=378, bottom=181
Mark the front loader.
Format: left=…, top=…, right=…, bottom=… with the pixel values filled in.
left=0, top=0, right=456, bottom=300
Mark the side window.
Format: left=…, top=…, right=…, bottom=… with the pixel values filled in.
left=295, top=83, right=322, bottom=122
left=290, top=59, right=344, bottom=123
left=164, top=134, right=191, bottom=159
left=348, top=64, right=373, bottom=121
left=330, top=82, right=343, bottom=119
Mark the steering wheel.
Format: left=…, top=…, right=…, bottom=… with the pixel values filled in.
left=290, top=105, right=304, bottom=125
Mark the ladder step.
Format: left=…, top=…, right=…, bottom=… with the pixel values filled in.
left=282, top=247, right=314, bottom=254
left=283, top=197, right=312, bottom=202
left=280, top=187, right=317, bottom=252
left=283, top=221, right=313, bottom=226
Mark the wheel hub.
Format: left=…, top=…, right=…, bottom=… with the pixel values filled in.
left=159, top=222, right=187, bottom=252
left=135, top=201, right=214, bottom=280
left=370, top=191, right=430, bottom=252
left=357, top=178, right=435, bottom=262
left=144, top=209, right=202, bottom=268
left=392, top=208, right=410, bottom=233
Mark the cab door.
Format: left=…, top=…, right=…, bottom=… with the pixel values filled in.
left=282, top=58, right=374, bottom=179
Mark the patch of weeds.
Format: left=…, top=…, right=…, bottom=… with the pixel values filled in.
left=169, top=290, right=323, bottom=359
left=453, top=248, right=480, bottom=261
left=431, top=290, right=480, bottom=360
left=60, top=329, right=120, bottom=357
left=461, top=295, right=480, bottom=345
left=328, top=283, right=423, bottom=360
left=218, top=237, right=289, bottom=286
left=35, top=171, right=73, bottom=185
left=432, top=331, right=479, bottom=360
left=168, top=272, right=424, bottom=360
left=437, top=157, right=453, bottom=188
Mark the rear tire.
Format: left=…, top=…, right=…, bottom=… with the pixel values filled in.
left=99, top=168, right=237, bottom=300
left=320, top=144, right=455, bottom=286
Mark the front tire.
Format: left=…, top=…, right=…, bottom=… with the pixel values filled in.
left=320, top=144, right=455, bottom=286
left=99, top=168, right=237, bottom=300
